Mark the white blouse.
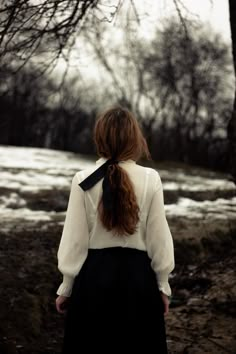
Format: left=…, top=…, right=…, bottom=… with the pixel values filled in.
left=56, top=157, right=175, bottom=297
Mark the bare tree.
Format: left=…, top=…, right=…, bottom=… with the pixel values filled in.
left=0, top=0, right=124, bottom=73
left=172, top=0, right=236, bottom=181
left=227, top=0, right=236, bottom=183
left=82, top=17, right=232, bottom=168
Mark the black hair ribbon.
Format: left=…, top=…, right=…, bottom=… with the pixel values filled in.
left=79, top=158, right=119, bottom=191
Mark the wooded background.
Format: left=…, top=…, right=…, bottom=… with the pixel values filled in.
left=0, top=0, right=235, bottom=179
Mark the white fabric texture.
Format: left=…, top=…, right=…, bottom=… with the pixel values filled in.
left=56, top=157, right=175, bottom=297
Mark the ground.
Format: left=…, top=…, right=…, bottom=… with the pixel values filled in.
left=0, top=146, right=235, bottom=354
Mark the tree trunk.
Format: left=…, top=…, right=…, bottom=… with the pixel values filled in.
left=227, top=0, right=236, bottom=184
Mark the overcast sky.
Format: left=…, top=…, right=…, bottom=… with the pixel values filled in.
left=54, top=0, right=232, bottom=81
left=127, top=0, right=231, bottom=40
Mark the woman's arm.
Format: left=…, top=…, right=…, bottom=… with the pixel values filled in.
left=56, top=172, right=90, bottom=297
left=146, top=171, right=175, bottom=297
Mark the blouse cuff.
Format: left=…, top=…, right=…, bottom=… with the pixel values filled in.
left=56, top=275, right=74, bottom=297
left=158, top=281, right=172, bottom=297
left=157, top=274, right=172, bottom=297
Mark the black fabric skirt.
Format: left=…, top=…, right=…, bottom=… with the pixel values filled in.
left=62, top=247, right=168, bottom=353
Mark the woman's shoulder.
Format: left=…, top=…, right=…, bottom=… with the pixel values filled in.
left=130, top=164, right=162, bottom=195
left=74, top=167, right=97, bottom=183
left=135, top=164, right=161, bottom=180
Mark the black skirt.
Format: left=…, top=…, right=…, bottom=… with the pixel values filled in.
left=62, top=247, right=168, bottom=353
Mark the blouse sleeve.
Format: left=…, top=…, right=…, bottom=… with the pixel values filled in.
left=56, top=172, right=89, bottom=297
left=146, top=171, right=175, bottom=297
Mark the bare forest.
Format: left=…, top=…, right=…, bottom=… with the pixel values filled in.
left=0, top=1, right=236, bottom=354
left=0, top=1, right=235, bottom=173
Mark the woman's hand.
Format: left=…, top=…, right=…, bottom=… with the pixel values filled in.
left=56, top=295, right=70, bottom=314
left=160, top=291, right=170, bottom=316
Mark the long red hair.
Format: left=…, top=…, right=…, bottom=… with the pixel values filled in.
left=94, top=106, right=150, bottom=236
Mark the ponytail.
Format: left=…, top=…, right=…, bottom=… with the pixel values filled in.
left=98, top=164, right=139, bottom=236
left=94, top=106, right=150, bottom=237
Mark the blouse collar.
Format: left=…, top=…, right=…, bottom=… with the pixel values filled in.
left=95, top=157, right=136, bottom=165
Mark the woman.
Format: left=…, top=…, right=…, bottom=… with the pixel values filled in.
left=55, top=106, right=175, bottom=353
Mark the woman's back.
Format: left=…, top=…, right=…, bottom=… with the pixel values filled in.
left=77, top=157, right=168, bottom=251
left=56, top=106, right=175, bottom=354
